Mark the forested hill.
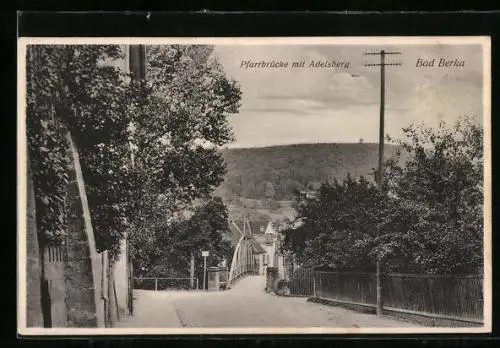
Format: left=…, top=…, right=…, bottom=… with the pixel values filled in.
left=216, top=143, right=402, bottom=201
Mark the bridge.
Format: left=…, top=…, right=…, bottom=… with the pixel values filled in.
left=227, top=220, right=266, bottom=287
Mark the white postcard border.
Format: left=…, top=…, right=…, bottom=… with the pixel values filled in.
left=17, top=36, right=492, bottom=335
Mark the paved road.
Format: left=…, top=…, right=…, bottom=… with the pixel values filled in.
left=115, top=275, right=419, bottom=328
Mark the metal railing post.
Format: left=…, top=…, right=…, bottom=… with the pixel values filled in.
left=155, top=278, right=158, bottom=291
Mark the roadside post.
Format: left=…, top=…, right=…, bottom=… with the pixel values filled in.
left=190, top=253, right=195, bottom=289
left=202, top=251, right=209, bottom=290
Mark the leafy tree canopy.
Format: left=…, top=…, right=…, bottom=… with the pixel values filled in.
left=130, top=197, right=232, bottom=279
left=27, top=44, right=242, bottom=261
left=27, top=45, right=134, bottom=255
left=281, top=116, right=483, bottom=275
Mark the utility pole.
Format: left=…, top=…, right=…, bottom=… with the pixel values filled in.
left=126, top=44, right=146, bottom=316
left=364, top=49, right=402, bottom=316
left=129, top=45, right=146, bottom=81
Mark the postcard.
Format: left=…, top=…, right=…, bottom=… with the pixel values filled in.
left=17, top=36, right=491, bottom=335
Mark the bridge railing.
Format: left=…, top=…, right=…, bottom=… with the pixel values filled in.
left=228, top=264, right=257, bottom=286
left=133, top=277, right=199, bottom=291
left=228, top=233, right=260, bottom=287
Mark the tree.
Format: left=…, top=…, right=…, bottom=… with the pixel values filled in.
left=128, top=45, right=241, bottom=210
left=27, top=45, right=134, bottom=257
left=383, top=116, right=483, bottom=273
left=130, top=197, right=232, bottom=279
left=281, top=116, right=483, bottom=274
left=256, top=180, right=275, bottom=200
left=242, top=180, right=257, bottom=199
left=27, top=44, right=242, bottom=262
left=264, top=181, right=276, bottom=200
left=229, top=206, right=270, bottom=223
left=281, top=176, right=384, bottom=270
left=127, top=45, right=242, bottom=267
left=285, top=179, right=303, bottom=200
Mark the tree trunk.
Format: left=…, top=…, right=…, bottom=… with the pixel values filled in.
left=107, top=254, right=115, bottom=327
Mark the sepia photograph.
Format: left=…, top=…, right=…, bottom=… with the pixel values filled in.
left=17, top=37, right=491, bottom=335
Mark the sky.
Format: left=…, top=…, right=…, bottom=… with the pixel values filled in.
left=212, top=43, right=484, bottom=148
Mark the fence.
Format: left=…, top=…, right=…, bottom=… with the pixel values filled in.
left=133, top=277, right=199, bottom=291
left=284, top=266, right=315, bottom=296
left=279, top=268, right=483, bottom=323
left=314, top=272, right=483, bottom=323
left=383, top=273, right=483, bottom=321
left=315, top=271, right=376, bottom=304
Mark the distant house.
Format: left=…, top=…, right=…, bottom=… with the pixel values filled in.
left=247, top=221, right=285, bottom=277
left=299, top=190, right=317, bottom=199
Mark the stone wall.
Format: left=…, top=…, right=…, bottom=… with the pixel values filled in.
left=63, top=133, right=105, bottom=327
left=266, top=267, right=279, bottom=293
left=26, top=134, right=105, bottom=328
left=43, top=246, right=67, bottom=327
left=25, top=159, right=44, bottom=327
left=25, top=52, right=133, bottom=328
